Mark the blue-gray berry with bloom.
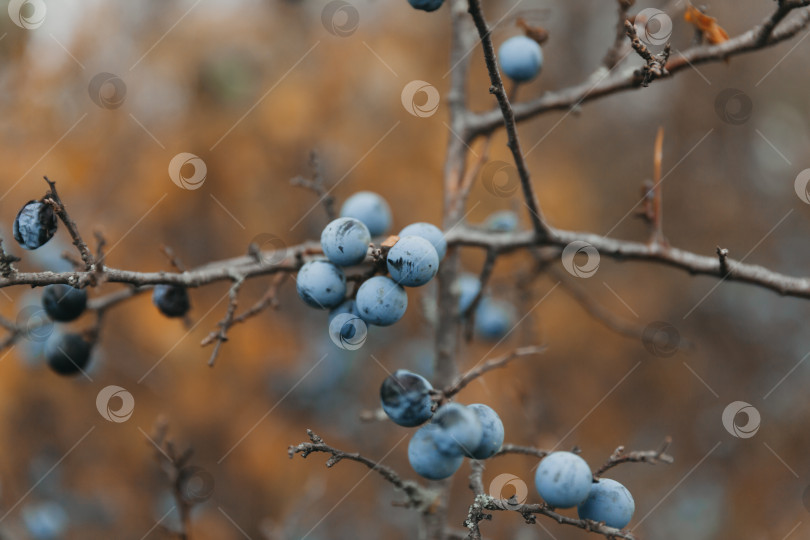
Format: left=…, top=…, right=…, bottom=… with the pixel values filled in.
left=387, top=236, right=439, bottom=287
left=475, top=298, right=517, bottom=340
left=485, top=210, right=519, bottom=233
left=399, top=222, right=447, bottom=260
left=380, top=369, right=434, bottom=427
left=321, top=217, right=371, bottom=267
left=430, top=402, right=483, bottom=457
left=296, top=260, right=347, bottom=309
left=465, top=403, right=504, bottom=459
left=356, top=276, right=407, bottom=326
left=42, top=284, right=87, bottom=322
left=13, top=200, right=58, bottom=250
left=535, top=451, right=593, bottom=508
left=577, top=478, right=635, bottom=529
left=498, top=36, right=543, bottom=82
left=340, top=191, right=392, bottom=237
left=456, top=273, right=481, bottom=315
left=408, top=423, right=463, bottom=480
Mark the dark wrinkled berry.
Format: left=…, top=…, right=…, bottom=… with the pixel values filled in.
left=152, top=284, right=191, bottom=318
left=42, top=284, right=88, bottom=322
left=13, top=200, right=58, bottom=250
left=45, top=333, right=92, bottom=376
left=380, top=370, right=434, bottom=427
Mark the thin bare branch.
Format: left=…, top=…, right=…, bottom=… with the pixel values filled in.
left=441, top=345, right=546, bottom=400
left=288, top=430, right=437, bottom=512
left=290, top=150, right=336, bottom=221
left=593, top=437, right=674, bottom=478
left=467, top=0, right=553, bottom=240
left=447, top=226, right=810, bottom=300
left=468, top=4, right=810, bottom=136
left=42, top=176, right=95, bottom=271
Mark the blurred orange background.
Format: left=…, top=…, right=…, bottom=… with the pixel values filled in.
left=0, top=1, right=809, bottom=539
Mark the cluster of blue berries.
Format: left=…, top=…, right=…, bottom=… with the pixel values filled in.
left=535, top=451, right=635, bottom=528
left=12, top=199, right=96, bottom=376
left=40, top=284, right=93, bottom=376
left=380, top=369, right=504, bottom=480
left=296, top=191, right=445, bottom=332
left=11, top=196, right=193, bottom=376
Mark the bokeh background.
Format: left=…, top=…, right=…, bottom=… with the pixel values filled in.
left=0, top=0, right=808, bottom=538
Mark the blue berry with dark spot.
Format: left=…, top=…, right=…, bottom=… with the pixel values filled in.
left=356, top=276, right=407, bottom=326
left=399, top=222, right=447, bottom=260
left=535, top=451, right=593, bottom=508
left=387, top=236, right=439, bottom=287
left=381, top=369, right=434, bottom=427
left=152, top=284, right=191, bottom=318
left=408, top=423, right=464, bottom=480
left=465, top=403, right=504, bottom=459
left=430, top=402, right=483, bottom=457
left=577, top=478, right=635, bottom=529
left=407, top=0, right=444, bottom=12
left=45, top=332, right=92, bottom=376
left=13, top=200, right=58, bottom=250
left=340, top=191, right=392, bottom=237
left=499, top=36, right=543, bottom=82
left=296, top=260, right=347, bottom=309
left=321, top=217, right=371, bottom=267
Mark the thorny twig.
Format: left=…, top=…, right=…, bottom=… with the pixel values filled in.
left=289, top=430, right=438, bottom=512
left=42, top=177, right=95, bottom=271
left=625, top=20, right=671, bottom=87
left=290, top=150, right=337, bottom=221
left=440, top=346, right=547, bottom=401
left=593, top=437, right=674, bottom=478
left=150, top=418, right=211, bottom=540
